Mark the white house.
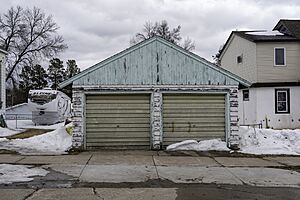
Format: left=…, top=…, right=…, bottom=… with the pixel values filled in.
left=0, top=47, right=7, bottom=116
left=219, top=19, right=300, bottom=129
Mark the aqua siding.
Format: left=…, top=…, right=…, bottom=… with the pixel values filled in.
left=74, top=39, right=238, bottom=86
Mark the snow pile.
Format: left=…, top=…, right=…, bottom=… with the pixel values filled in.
left=239, top=127, right=300, bottom=155
left=0, top=164, right=48, bottom=184
left=0, top=127, right=20, bottom=137
left=0, top=123, right=72, bottom=155
left=167, top=139, right=229, bottom=151
left=7, top=120, right=64, bottom=130
left=166, top=127, right=300, bottom=155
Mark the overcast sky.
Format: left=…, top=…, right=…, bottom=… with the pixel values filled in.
left=1, top=0, right=300, bottom=70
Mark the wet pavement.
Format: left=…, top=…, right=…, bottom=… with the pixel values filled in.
left=0, top=151, right=300, bottom=199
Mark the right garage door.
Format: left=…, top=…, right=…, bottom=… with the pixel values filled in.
left=163, top=93, right=226, bottom=146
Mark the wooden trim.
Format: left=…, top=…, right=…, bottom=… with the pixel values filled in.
left=275, top=88, right=290, bottom=114
left=251, top=82, right=300, bottom=88
left=274, top=47, right=286, bottom=67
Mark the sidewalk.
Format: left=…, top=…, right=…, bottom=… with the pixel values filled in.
left=0, top=151, right=300, bottom=188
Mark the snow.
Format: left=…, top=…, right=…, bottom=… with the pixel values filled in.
left=167, top=139, right=229, bottom=151
left=0, top=123, right=72, bottom=155
left=0, top=164, right=48, bottom=184
left=0, top=127, right=20, bottom=137
left=166, top=127, right=300, bottom=155
left=239, top=126, right=300, bottom=155
left=6, top=120, right=64, bottom=130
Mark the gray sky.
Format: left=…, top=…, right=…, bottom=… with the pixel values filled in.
left=1, top=0, right=300, bottom=70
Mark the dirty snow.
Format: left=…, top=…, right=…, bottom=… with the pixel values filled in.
left=239, top=126, right=300, bottom=155
left=0, top=123, right=72, bottom=155
left=0, top=164, right=48, bottom=184
left=167, top=127, right=300, bottom=155
left=167, top=139, right=229, bottom=151
left=6, top=120, right=64, bottom=130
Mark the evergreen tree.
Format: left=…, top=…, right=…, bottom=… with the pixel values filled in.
left=48, top=58, right=65, bottom=89
left=65, top=60, right=80, bottom=78
left=19, top=65, right=34, bottom=91
left=31, top=64, right=48, bottom=89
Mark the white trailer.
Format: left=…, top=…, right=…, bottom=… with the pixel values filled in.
left=28, top=89, right=71, bottom=125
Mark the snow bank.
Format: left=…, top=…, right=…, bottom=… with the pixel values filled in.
left=167, top=139, right=229, bottom=151
left=0, top=127, right=20, bottom=137
left=0, top=164, right=48, bottom=184
left=0, top=123, right=72, bottom=155
left=239, top=126, right=300, bottom=155
left=6, top=120, right=64, bottom=130
left=166, top=127, right=300, bottom=155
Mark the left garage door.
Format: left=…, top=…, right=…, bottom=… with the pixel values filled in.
left=85, top=94, right=151, bottom=149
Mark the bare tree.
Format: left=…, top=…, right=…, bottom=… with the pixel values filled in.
left=182, top=37, right=195, bottom=52
left=130, top=20, right=195, bottom=51
left=0, top=6, right=67, bottom=84
left=212, top=44, right=224, bottom=66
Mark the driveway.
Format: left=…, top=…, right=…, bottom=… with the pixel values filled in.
left=0, top=151, right=300, bottom=199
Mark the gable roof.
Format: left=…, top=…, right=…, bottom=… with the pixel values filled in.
left=59, top=36, right=250, bottom=88
left=273, top=19, right=300, bottom=38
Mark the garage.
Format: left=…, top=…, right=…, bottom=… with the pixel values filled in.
left=59, top=36, right=250, bottom=150
left=163, top=93, right=226, bottom=146
left=85, top=94, right=151, bottom=149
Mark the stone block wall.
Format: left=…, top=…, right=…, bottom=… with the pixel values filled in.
left=228, top=88, right=240, bottom=149
left=72, top=89, right=84, bottom=149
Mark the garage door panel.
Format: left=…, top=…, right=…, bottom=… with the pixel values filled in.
left=164, top=118, right=225, bottom=123
left=86, top=118, right=150, bottom=124
left=86, top=123, right=149, bottom=128
left=85, top=94, right=150, bottom=149
left=163, top=94, right=226, bottom=146
left=163, top=113, right=225, bottom=117
left=86, top=104, right=149, bottom=109
left=87, top=95, right=149, bottom=100
left=86, top=127, right=150, bottom=132
left=86, top=113, right=150, bottom=118
left=164, top=108, right=225, bottom=114
left=86, top=109, right=150, bottom=114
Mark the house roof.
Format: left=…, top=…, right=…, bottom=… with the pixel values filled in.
left=219, top=19, right=300, bottom=59
left=59, top=36, right=250, bottom=88
left=273, top=19, right=300, bottom=38
left=233, top=31, right=299, bottom=42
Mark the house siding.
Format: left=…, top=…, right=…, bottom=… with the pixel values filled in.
left=256, top=42, right=300, bottom=82
left=255, top=86, right=300, bottom=129
left=220, top=35, right=257, bottom=83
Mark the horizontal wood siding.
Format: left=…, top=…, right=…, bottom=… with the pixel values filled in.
left=163, top=94, right=226, bottom=145
left=85, top=94, right=150, bottom=149
left=256, top=42, right=300, bottom=82
left=220, top=35, right=257, bottom=83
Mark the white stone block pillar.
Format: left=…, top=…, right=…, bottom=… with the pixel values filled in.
left=150, top=91, right=163, bottom=150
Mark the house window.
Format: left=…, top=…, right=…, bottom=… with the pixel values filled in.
left=237, top=54, right=243, bottom=64
left=274, top=47, right=286, bottom=66
left=243, top=90, right=249, bottom=101
left=275, top=89, right=290, bottom=114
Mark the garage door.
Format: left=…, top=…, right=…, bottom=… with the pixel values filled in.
left=163, top=94, right=226, bottom=146
left=85, top=94, right=150, bottom=149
